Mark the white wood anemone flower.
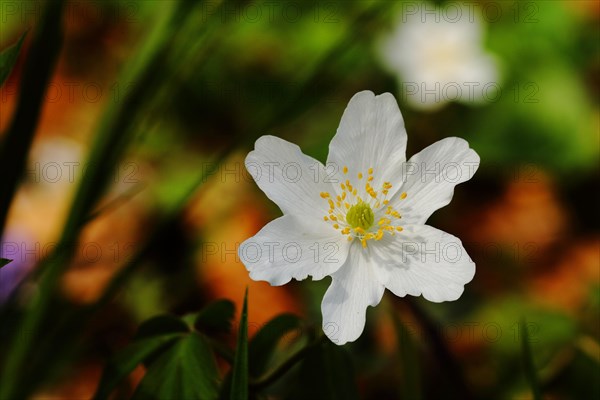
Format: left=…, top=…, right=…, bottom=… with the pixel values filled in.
left=378, top=2, right=499, bottom=111
left=239, top=91, right=479, bottom=345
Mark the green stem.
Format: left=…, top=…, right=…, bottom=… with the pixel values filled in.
left=0, top=4, right=179, bottom=398
left=249, top=333, right=327, bottom=391
left=403, top=298, right=474, bottom=400
left=0, top=0, right=64, bottom=236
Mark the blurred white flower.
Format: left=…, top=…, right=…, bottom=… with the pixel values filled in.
left=239, top=91, right=479, bottom=345
left=379, top=2, right=500, bottom=110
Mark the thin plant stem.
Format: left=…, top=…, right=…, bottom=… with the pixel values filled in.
left=249, top=332, right=328, bottom=391
left=0, top=0, right=65, bottom=235
left=402, top=298, right=474, bottom=400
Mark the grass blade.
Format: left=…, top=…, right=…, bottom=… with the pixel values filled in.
left=0, top=31, right=27, bottom=87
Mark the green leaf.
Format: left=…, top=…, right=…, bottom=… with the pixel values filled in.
left=249, top=314, right=301, bottom=378
left=132, top=333, right=220, bottom=400
left=286, top=340, right=359, bottom=400
left=230, top=289, right=249, bottom=400
left=0, top=258, right=12, bottom=269
left=0, top=31, right=27, bottom=87
left=135, top=314, right=190, bottom=340
left=195, top=299, right=236, bottom=334
left=520, top=318, right=543, bottom=400
left=93, top=334, right=182, bottom=400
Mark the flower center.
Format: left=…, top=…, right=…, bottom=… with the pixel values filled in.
left=319, top=166, right=407, bottom=249
left=346, top=201, right=374, bottom=231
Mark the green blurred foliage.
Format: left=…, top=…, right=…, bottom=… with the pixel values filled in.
left=0, top=0, right=597, bottom=399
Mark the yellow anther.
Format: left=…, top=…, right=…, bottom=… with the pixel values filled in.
left=330, top=215, right=337, bottom=221
left=400, top=192, right=407, bottom=199
left=382, top=190, right=389, bottom=195
left=343, top=166, right=348, bottom=174
left=354, top=227, right=365, bottom=234
left=358, top=173, right=363, bottom=179
left=378, top=218, right=390, bottom=226
left=383, top=200, right=389, bottom=205
left=367, top=176, right=373, bottom=182
left=328, top=199, right=335, bottom=208
left=352, top=189, right=357, bottom=196
left=336, top=195, right=341, bottom=201
left=344, top=202, right=350, bottom=209
left=368, top=167, right=373, bottom=175
left=361, top=238, right=368, bottom=248
left=391, top=211, right=401, bottom=218
left=333, top=224, right=339, bottom=229
left=342, top=192, right=346, bottom=200
left=396, top=226, right=403, bottom=232
left=323, top=216, right=329, bottom=221
left=341, top=227, right=350, bottom=234
left=347, top=236, right=353, bottom=241
left=375, top=230, right=384, bottom=240
left=340, top=183, right=346, bottom=190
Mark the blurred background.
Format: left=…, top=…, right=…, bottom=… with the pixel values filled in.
left=0, top=0, right=598, bottom=399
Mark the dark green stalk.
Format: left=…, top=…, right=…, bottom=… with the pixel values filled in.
left=0, top=3, right=179, bottom=397
left=249, top=333, right=327, bottom=391
left=0, top=0, right=65, bottom=236
left=404, top=298, right=474, bottom=400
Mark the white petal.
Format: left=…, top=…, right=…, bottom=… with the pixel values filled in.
left=392, top=137, right=479, bottom=225
left=327, top=91, right=407, bottom=189
left=239, top=215, right=349, bottom=286
left=372, top=224, right=475, bottom=303
left=246, top=135, right=335, bottom=219
left=321, top=244, right=385, bottom=345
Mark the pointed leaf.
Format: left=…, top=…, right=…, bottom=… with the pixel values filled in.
left=230, top=289, right=249, bottom=400
left=0, top=32, right=27, bottom=87
left=249, top=314, right=301, bottom=377
left=135, top=314, right=190, bottom=340
left=132, top=333, right=219, bottom=400
left=0, top=258, right=12, bottom=269
left=93, top=334, right=182, bottom=400
left=195, top=299, right=236, bottom=334
left=520, top=318, right=543, bottom=400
